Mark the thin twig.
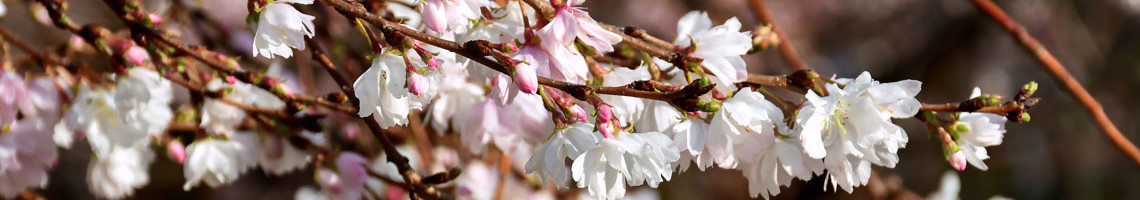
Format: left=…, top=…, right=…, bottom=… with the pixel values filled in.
left=969, top=0, right=1140, bottom=167
left=747, top=0, right=809, bottom=70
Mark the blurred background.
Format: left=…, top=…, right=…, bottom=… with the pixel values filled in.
left=3, top=0, right=1140, bottom=199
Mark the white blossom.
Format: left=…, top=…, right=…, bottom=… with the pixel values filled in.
left=256, top=135, right=311, bottom=175
left=571, top=131, right=679, bottom=200
left=794, top=72, right=921, bottom=192
left=420, top=0, right=491, bottom=34
left=252, top=0, right=316, bottom=58
left=526, top=123, right=599, bottom=188
left=200, top=78, right=286, bottom=136
left=718, top=90, right=822, bottom=199
left=955, top=88, right=1008, bottom=170
left=599, top=67, right=651, bottom=127
left=926, top=171, right=961, bottom=200
left=62, top=67, right=172, bottom=156
left=87, top=147, right=154, bottom=199
left=673, top=11, right=752, bottom=91
left=182, top=134, right=259, bottom=190
left=355, top=54, right=421, bottom=128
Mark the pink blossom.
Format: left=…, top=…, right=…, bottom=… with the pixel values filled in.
left=408, top=73, right=429, bottom=96
left=125, top=46, right=150, bottom=66
left=318, top=152, right=369, bottom=200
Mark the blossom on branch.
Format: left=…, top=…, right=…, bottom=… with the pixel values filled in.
left=794, top=72, right=921, bottom=192
left=954, top=88, right=1009, bottom=170
left=252, top=0, right=317, bottom=58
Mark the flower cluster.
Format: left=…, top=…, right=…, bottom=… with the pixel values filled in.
left=0, top=0, right=1031, bottom=199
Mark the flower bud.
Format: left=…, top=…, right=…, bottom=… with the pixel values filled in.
left=512, top=63, right=538, bottom=94
left=500, top=42, right=519, bottom=53
left=569, top=105, right=588, bottom=122
left=408, top=73, right=428, bottom=96
left=948, top=151, right=967, bottom=171
left=952, top=123, right=970, bottom=134
left=598, top=123, right=614, bottom=139
left=166, top=140, right=187, bottom=164
left=148, top=13, right=164, bottom=24
left=125, top=46, right=150, bottom=66
left=597, top=104, right=613, bottom=123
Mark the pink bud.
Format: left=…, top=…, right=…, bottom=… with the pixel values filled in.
left=276, top=85, right=295, bottom=97
left=426, top=57, right=439, bottom=69
left=501, top=43, right=518, bottom=53
left=408, top=73, right=428, bottom=96
left=225, top=76, right=238, bottom=84
left=949, top=151, right=967, bottom=171
left=148, top=13, right=163, bottom=24
left=167, top=140, right=186, bottom=164
left=422, top=0, right=447, bottom=33
left=598, top=123, right=614, bottom=139
left=570, top=105, right=588, bottom=122
left=512, top=63, right=538, bottom=94
left=597, top=104, right=613, bottom=123
left=125, top=46, right=150, bottom=66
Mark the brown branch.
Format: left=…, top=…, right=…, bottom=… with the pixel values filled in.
left=969, top=0, right=1140, bottom=167
left=746, top=0, right=809, bottom=71
left=0, top=26, right=66, bottom=68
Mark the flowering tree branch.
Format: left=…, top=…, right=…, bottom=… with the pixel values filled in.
left=968, top=0, right=1140, bottom=167
left=746, top=0, right=809, bottom=70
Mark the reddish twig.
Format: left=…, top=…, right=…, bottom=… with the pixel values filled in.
left=969, top=0, right=1140, bottom=167
left=746, top=0, right=809, bottom=71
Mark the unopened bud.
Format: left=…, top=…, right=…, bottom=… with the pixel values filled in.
left=408, top=73, right=428, bottom=96
left=167, top=140, right=187, bottom=164
left=1019, top=112, right=1031, bottom=123
left=952, top=123, right=970, bottom=134
left=500, top=42, right=518, bottom=53
left=596, top=104, right=613, bottom=123
left=948, top=151, right=967, bottom=171
left=148, top=13, right=164, bottom=24
left=570, top=105, right=588, bottom=122
left=598, top=123, right=614, bottom=139
left=512, top=63, right=538, bottom=94
left=1022, top=81, right=1038, bottom=95
left=125, top=46, right=150, bottom=66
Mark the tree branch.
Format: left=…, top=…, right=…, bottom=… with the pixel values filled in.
left=969, top=0, right=1140, bottom=167
left=747, top=0, right=809, bottom=70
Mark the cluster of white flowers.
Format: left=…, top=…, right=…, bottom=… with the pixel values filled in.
left=0, top=0, right=1028, bottom=199
left=58, top=68, right=173, bottom=199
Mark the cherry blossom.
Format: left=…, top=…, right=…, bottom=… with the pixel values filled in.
left=0, top=73, right=60, bottom=198
left=540, top=0, right=622, bottom=53
left=252, top=0, right=316, bottom=58
left=87, top=147, right=154, bottom=199
left=954, top=88, right=1009, bottom=170
left=794, top=72, right=921, bottom=192
left=182, top=134, right=258, bottom=190
left=672, top=11, right=752, bottom=91
left=200, top=78, right=286, bottom=136
left=571, top=131, right=678, bottom=199
left=355, top=54, right=420, bottom=128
